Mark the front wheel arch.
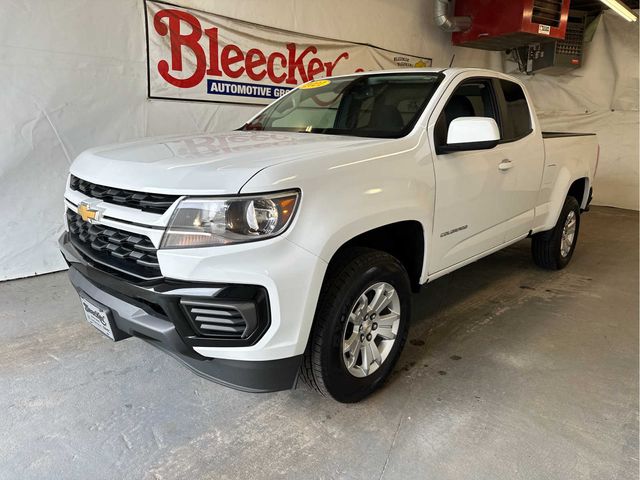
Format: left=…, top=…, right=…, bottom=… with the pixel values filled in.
left=300, top=247, right=412, bottom=402
left=324, top=220, right=425, bottom=293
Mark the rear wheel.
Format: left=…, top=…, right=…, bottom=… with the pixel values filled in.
left=301, top=248, right=411, bottom=403
left=532, top=196, right=581, bottom=270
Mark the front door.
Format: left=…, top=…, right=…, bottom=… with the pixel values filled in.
left=428, top=76, right=515, bottom=274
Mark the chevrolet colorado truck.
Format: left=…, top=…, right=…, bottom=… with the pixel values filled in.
left=60, top=68, right=599, bottom=403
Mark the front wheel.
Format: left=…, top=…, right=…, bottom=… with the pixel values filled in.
left=301, top=248, right=411, bottom=403
left=531, top=196, right=581, bottom=270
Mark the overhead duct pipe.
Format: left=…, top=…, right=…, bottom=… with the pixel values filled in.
left=434, top=0, right=472, bottom=32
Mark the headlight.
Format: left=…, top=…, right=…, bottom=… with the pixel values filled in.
left=160, top=191, right=299, bottom=248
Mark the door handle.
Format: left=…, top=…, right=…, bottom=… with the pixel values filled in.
left=498, top=160, right=513, bottom=171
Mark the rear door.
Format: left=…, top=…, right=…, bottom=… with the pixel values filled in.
left=492, top=78, right=545, bottom=243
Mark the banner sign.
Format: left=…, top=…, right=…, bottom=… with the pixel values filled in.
left=145, top=1, right=432, bottom=105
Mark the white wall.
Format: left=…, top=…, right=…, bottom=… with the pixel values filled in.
left=505, top=11, right=639, bottom=211
left=0, top=0, right=499, bottom=281
left=1, top=1, right=635, bottom=281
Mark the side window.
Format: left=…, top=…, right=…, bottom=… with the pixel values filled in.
left=498, top=80, right=532, bottom=141
left=435, top=78, right=500, bottom=149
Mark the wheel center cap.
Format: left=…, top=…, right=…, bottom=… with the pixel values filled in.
left=362, top=318, right=374, bottom=335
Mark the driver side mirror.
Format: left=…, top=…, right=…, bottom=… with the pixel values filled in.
left=439, top=117, right=500, bottom=154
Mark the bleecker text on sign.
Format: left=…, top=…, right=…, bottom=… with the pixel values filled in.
left=145, top=1, right=432, bottom=105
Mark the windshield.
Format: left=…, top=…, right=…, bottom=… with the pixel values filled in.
left=241, top=73, right=443, bottom=138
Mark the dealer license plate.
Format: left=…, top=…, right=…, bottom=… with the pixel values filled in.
left=79, top=295, right=115, bottom=341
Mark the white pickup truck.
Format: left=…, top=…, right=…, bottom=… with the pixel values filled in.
left=60, top=68, right=598, bottom=402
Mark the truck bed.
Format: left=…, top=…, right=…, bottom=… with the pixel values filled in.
left=542, top=132, right=599, bottom=200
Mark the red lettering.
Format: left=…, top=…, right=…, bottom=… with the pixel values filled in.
left=205, top=27, right=222, bottom=76
left=307, top=58, right=325, bottom=79
left=245, top=48, right=267, bottom=81
left=267, top=52, right=287, bottom=83
left=154, top=9, right=360, bottom=89
left=153, top=9, right=206, bottom=88
left=286, top=44, right=317, bottom=85
left=325, top=52, right=349, bottom=76
left=221, top=44, right=245, bottom=78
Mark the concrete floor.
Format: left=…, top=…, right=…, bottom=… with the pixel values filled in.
left=0, top=206, right=638, bottom=480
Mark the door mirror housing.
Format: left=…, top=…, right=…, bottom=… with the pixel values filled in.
left=438, top=117, right=501, bottom=154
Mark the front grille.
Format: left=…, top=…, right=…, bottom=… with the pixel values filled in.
left=181, top=300, right=249, bottom=338
left=66, top=209, right=161, bottom=279
left=70, top=175, right=179, bottom=215
left=532, top=0, right=563, bottom=27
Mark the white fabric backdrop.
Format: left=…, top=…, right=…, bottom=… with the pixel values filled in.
left=0, top=0, right=635, bottom=281
left=506, top=11, right=639, bottom=211
left=0, top=0, right=497, bottom=281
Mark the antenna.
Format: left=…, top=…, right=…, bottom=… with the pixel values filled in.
left=449, top=54, right=456, bottom=68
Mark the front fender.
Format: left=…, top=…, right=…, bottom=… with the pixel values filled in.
left=240, top=135, right=435, bottom=276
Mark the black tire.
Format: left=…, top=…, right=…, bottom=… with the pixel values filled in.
left=531, top=196, right=581, bottom=270
left=300, top=247, right=411, bottom=403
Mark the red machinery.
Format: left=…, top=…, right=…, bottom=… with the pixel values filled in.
left=452, top=0, right=571, bottom=50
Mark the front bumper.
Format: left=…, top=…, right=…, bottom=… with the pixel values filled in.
left=60, top=232, right=302, bottom=392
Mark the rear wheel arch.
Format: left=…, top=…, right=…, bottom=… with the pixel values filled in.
left=567, top=177, right=589, bottom=210
left=532, top=195, right=580, bottom=270
left=538, top=172, right=589, bottom=233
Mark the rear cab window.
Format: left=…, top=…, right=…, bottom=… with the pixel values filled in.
left=497, top=79, right=533, bottom=142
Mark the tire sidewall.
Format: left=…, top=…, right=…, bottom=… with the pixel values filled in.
left=554, top=197, right=581, bottom=268
left=320, top=258, right=411, bottom=403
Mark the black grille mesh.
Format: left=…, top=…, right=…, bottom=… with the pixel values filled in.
left=556, top=19, right=584, bottom=56
left=181, top=300, right=248, bottom=338
left=532, top=0, right=563, bottom=27
left=67, top=209, right=161, bottom=279
left=70, top=175, right=179, bottom=215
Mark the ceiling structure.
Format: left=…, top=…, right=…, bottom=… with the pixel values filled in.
left=570, top=0, right=639, bottom=14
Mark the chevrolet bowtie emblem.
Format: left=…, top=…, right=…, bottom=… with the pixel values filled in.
left=78, top=201, right=103, bottom=223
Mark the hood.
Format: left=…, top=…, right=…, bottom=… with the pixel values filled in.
left=70, top=131, right=389, bottom=195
